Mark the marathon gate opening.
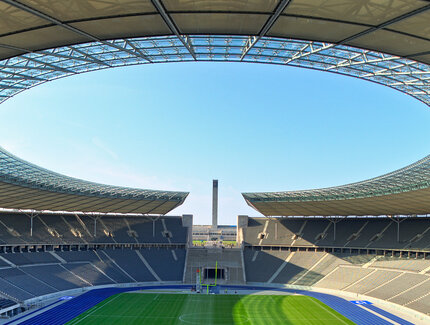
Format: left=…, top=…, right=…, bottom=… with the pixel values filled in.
left=204, top=268, right=225, bottom=280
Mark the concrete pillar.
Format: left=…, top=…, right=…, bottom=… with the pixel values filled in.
left=182, top=214, right=193, bottom=247
left=212, top=180, right=218, bottom=229
left=237, top=215, right=249, bottom=245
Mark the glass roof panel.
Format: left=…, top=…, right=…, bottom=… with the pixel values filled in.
left=244, top=153, right=430, bottom=203
left=0, top=35, right=427, bottom=106
left=0, top=146, right=188, bottom=202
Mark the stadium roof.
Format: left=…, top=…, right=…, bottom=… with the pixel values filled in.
left=0, top=0, right=429, bottom=65
left=0, top=0, right=429, bottom=215
left=0, top=0, right=429, bottom=105
left=243, top=155, right=430, bottom=216
left=0, top=147, right=188, bottom=214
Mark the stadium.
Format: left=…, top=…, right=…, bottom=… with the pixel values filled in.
left=0, top=0, right=429, bottom=324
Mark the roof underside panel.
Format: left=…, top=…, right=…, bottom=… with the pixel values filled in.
left=243, top=154, right=430, bottom=216
left=0, top=147, right=188, bottom=214
left=0, top=0, right=428, bottom=64
left=245, top=188, right=430, bottom=216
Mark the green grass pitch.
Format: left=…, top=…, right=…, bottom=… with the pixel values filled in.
left=67, top=292, right=355, bottom=325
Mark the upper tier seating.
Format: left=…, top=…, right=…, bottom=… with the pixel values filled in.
left=243, top=217, right=430, bottom=250
left=0, top=214, right=188, bottom=245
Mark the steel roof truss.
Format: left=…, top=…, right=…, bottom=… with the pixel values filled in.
left=151, top=0, right=196, bottom=60
left=240, top=0, right=293, bottom=60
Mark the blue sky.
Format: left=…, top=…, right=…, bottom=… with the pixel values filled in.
left=1, top=62, right=429, bottom=225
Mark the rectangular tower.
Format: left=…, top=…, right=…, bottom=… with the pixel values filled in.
left=212, top=179, right=218, bottom=229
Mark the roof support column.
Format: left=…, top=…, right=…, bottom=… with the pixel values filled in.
left=397, top=218, right=400, bottom=243
left=94, top=217, right=97, bottom=237
left=23, top=211, right=38, bottom=237
left=327, top=217, right=345, bottom=241
left=333, top=219, right=337, bottom=242
left=151, top=216, right=160, bottom=237
left=388, top=215, right=407, bottom=243
left=88, top=215, right=100, bottom=237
